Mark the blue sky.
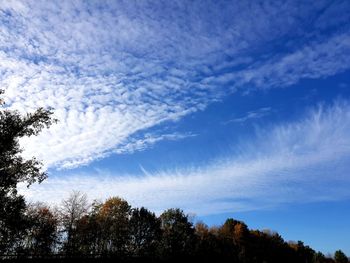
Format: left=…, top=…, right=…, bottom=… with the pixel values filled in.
left=1, top=0, right=350, bottom=255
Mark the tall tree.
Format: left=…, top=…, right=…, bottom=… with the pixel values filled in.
left=59, top=191, right=89, bottom=256
left=159, top=208, right=195, bottom=259
left=25, top=203, right=59, bottom=256
left=129, top=207, right=161, bottom=257
left=334, top=250, right=348, bottom=263
left=69, top=210, right=100, bottom=256
left=97, top=197, right=131, bottom=256
left=0, top=90, right=56, bottom=254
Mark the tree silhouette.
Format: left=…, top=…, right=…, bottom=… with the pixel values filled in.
left=0, top=90, right=56, bottom=254
left=97, top=197, right=131, bottom=256
left=195, top=222, right=230, bottom=261
left=129, top=207, right=161, bottom=257
left=25, top=203, right=59, bottom=256
left=335, top=250, right=348, bottom=263
left=59, top=191, right=89, bottom=256
left=159, top=208, right=195, bottom=259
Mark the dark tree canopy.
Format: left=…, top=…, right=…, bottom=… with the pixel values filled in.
left=159, top=208, right=196, bottom=258
left=59, top=191, right=89, bottom=256
left=0, top=90, right=56, bottom=254
left=0, top=90, right=56, bottom=190
left=24, top=203, right=59, bottom=256
left=335, top=250, right=348, bottom=263
left=129, top=207, right=161, bottom=257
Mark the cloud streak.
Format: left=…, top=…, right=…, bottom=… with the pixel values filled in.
left=225, top=107, right=272, bottom=124
left=202, top=32, right=350, bottom=90
left=20, top=100, right=350, bottom=214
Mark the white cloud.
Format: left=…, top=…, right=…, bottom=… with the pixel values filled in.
left=225, top=107, right=272, bottom=124
left=202, top=32, right=350, bottom=90
left=1, top=1, right=350, bottom=169
left=20, top=100, right=350, bottom=215
left=238, top=33, right=350, bottom=89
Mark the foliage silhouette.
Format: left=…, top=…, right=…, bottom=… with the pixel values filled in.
left=335, top=250, right=349, bottom=263
left=0, top=90, right=56, bottom=254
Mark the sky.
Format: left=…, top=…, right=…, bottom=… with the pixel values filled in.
left=1, top=0, right=350, bottom=255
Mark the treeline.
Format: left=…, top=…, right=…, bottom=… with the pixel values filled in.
left=1, top=191, right=349, bottom=263
left=0, top=93, right=348, bottom=262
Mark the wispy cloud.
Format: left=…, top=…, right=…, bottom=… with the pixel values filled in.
left=238, top=33, right=350, bottom=89
left=20, top=100, right=350, bottom=214
left=202, top=32, right=350, bottom=90
left=225, top=107, right=272, bottom=124
left=1, top=1, right=350, bottom=169
left=111, top=132, right=196, bottom=159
